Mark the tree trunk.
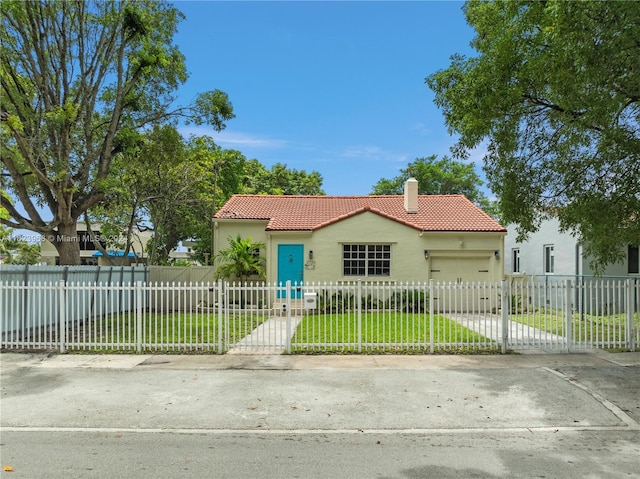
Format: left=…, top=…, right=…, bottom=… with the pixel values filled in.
left=52, top=222, right=81, bottom=265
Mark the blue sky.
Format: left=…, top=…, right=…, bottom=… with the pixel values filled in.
left=173, top=1, right=483, bottom=196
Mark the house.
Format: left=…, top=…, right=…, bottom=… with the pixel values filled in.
left=39, top=222, right=200, bottom=266
left=39, top=222, right=150, bottom=266
left=504, top=216, right=639, bottom=278
left=213, top=178, right=507, bottom=289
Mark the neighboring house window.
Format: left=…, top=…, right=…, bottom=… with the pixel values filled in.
left=512, top=248, right=520, bottom=273
left=544, top=245, right=554, bottom=274
left=629, top=245, right=639, bottom=274
left=343, top=244, right=390, bottom=277
left=77, top=231, right=106, bottom=251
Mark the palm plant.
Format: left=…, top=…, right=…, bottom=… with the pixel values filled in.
left=214, top=235, right=266, bottom=283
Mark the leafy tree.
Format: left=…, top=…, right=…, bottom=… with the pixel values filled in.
left=214, top=235, right=266, bottom=283
left=185, top=136, right=247, bottom=265
left=242, top=160, right=325, bottom=196
left=371, top=155, right=488, bottom=205
left=84, top=127, right=153, bottom=266
left=1, top=0, right=234, bottom=265
left=0, top=223, right=19, bottom=264
left=426, top=0, right=640, bottom=271
left=12, top=242, right=41, bottom=265
left=0, top=223, right=40, bottom=264
left=181, top=156, right=324, bottom=265
left=88, top=128, right=247, bottom=265
left=133, top=125, right=190, bottom=265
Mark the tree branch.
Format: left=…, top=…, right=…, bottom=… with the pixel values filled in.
left=523, top=94, right=603, bottom=133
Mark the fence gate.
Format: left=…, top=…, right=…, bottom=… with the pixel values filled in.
left=223, top=281, right=300, bottom=353
left=505, top=278, right=638, bottom=352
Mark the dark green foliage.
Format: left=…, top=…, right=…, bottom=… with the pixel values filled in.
left=426, top=1, right=640, bottom=271
left=385, top=290, right=429, bottom=313
left=317, top=290, right=355, bottom=313
left=315, top=289, right=428, bottom=313
left=0, top=1, right=233, bottom=265
left=371, top=155, right=488, bottom=206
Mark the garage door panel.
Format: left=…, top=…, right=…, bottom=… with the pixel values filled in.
left=430, top=257, right=494, bottom=312
left=430, top=257, right=490, bottom=283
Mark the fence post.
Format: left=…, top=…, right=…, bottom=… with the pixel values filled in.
left=357, top=279, right=362, bottom=353
left=136, top=280, right=143, bottom=353
left=501, top=280, right=508, bottom=354
left=565, top=279, right=573, bottom=352
left=217, top=280, right=224, bottom=354
left=429, top=280, right=435, bottom=354
left=58, top=280, right=66, bottom=354
left=626, top=279, right=635, bottom=352
left=286, top=280, right=292, bottom=354
left=0, top=282, right=4, bottom=346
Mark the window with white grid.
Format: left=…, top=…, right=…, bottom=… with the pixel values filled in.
left=343, top=244, right=390, bottom=277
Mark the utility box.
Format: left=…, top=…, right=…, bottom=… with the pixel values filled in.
left=304, top=292, right=317, bottom=310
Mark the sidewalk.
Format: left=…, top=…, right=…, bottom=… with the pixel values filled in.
left=2, top=349, right=639, bottom=370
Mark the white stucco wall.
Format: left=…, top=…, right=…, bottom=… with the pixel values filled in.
left=504, top=218, right=578, bottom=276
left=504, top=218, right=637, bottom=277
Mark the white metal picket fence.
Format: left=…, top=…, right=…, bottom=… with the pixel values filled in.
left=1, top=278, right=638, bottom=354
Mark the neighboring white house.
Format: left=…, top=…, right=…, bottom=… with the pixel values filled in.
left=39, top=222, right=150, bottom=266
left=39, top=223, right=193, bottom=266
left=504, top=217, right=640, bottom=277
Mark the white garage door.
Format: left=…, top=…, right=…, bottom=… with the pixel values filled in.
left=429, top=257, right=495, bottom=312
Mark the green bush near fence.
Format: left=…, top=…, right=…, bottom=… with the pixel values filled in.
left=315, top=289, right=429, bottom=313
left=291, top=312, right=491, bottom=353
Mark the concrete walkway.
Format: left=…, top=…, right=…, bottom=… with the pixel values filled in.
left=227, top=315, right=302, bottom=354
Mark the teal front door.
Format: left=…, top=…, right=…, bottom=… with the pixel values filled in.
left=277, top=244, right=304, bottom=298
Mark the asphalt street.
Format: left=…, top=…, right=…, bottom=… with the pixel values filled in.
left=1, top=351, right=639, bottom=478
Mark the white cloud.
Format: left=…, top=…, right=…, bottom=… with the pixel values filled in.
left=217, top=132, right=288, bottom=149
left=339, top=145, right=411, bottom=166
left=178, top=126, right=288, bottom=149
left=340, top=145, right=384, bottom=159
left=412, top=122, right=431, bottom=136
left=467, top=142, right=489, bottom=166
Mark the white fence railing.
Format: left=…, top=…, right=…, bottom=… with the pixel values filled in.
left=1, top=279, right=638, bottom=354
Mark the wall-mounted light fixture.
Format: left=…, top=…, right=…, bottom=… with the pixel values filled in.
left=308, top=250, right=314, bottom=260
left=424, top=250, right=429, bottom=259
left=494, top=250, right=500, bottom=259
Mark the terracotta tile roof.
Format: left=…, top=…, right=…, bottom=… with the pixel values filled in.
left=214, top=195, right=506, bottom=232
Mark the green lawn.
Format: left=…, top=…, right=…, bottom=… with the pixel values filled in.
left=291, top=311, right=493, bottom=353
left=66, top=312, right=266, bottom=352
left=63, top=308, right=633, bottom=354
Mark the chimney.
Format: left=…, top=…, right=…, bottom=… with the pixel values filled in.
left=404, top=177, right=418, bottom=213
